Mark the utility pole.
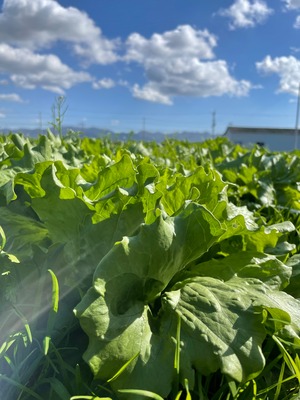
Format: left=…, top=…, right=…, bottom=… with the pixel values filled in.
left=211, top=111, right=216, bottom=135
left=295, top=83, right=300, bottom=150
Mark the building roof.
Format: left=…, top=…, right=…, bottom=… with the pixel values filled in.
left=224, top=126, right=297, bottom=136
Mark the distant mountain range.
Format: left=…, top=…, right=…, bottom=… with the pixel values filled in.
left=0, top=126, right=219, bottom=142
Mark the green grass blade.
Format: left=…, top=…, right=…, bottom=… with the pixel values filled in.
left=257, top=374, right=297, bottom=395
left=107, top=351, right=139, bottom=383
left=227, top=378, right=238, bottom=398
left=45, top=377, right=71, bottom=400
left=251, top=379, right=257, bottom=398
left=70, top=397, right=112, bottom=400
left=4, top=355, right=13, bottom=371
left=273, top=335, right=300, bottom=383
left=174, top=390, right=183, bottom=400
left=172, top=314, right=181, bottom=397
left=43, top=336, right=51, bottom=356
left=118, top=389, right=164, bottom=399
left=0, top=337, right=17, bottom=357
left=184, top=378, right=192, bottom=400
left=274, top=360, right=285, bottom=400
left=0, top=225, right=6, bottom=250
left=12, top=305, right=32, bottom=344
left=0, top=374, right=44, bottom=400
left=43, top=269, right=59, bottom=355
left=75, top=363, right=82, bottom=393
left=174, top=314, right=181, bottom=375
left=48, top=342, right=70, bottom=388
left=48, top=268, right=59, bottom=313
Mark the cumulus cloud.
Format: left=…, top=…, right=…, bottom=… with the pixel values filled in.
left=294, top=15, right=300, bottom=27
left=92, top=78, right=116, bottom=90
left=218, top=0, right=273, bottom=29
left=0, top=2, right=253, bottom=103
left=132, top=84, right=173, bottom=105
left=0, top=0, right=119, bottom=64
left=125, top=25, right=251, bottom=104
left=256, top=55, right=300, bottom=95
left=0, top=93, right=23, bottom=102
left=125, top=25, right=217, bottom=62
left=92, top=78, right=129, bottom=90
left=0, top=44, right=92, bottom=94
left=283, top=0, right=300, bottom=9
left=281, top=1, right=300, bottom=28
left=290, top=46, right=300, bottom=53
left=0, top=0, right=117, bottom=93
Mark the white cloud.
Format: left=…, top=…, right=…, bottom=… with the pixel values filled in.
left=125, top=25, right=251, bottom=104
left=0, top=0, right=119, bottom=65
left=0, top=112, right=5, bottom=118
left=256, top=55, right=300, bottom=95
left=132, top=84, right=173, bottom=105
left=92, top=78, right=129, bottom=90
left=0, top=44, right=92, bottom=94
left=0, top=2, right=254, bottom=103
left=0, top=0, right=102, bottom=93
left=93, top=78, right=116, bottom=90
left=0, top=93, right=23, bottom=102
left=294, top=15, right=300, bottom=27
left=281, top=1, right=300, bottom=29
left=283, top=0, right=300, bottom=10
left=218, top=0, right=273, bottom=29
left=125, top=25, right=217, bottom=62
left=291, top=46, right=300, bottom=53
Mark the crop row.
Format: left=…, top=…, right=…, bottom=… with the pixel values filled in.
left=0, top=131, right=300, bottom=399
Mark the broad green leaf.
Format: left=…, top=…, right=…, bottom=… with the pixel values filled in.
left=158, top=166, right=228, bottom=217
left=30, top=163, right=93, bottom=243
left=1, top=132, right=300, bottom=400
left=0, top=208, right=49, bottom=260
left=84, top=154, right=137, bottom=201
left=285, top=255, right=300, bottom=299
left=182, top=251, right=291, bottom=290
left=75, top=203, right=300, bottom=398
left=14, top=161, right=54, bottom=198
left=75, top=203, right=226, bottom=395
left=243, top=222, right=296, bottom=259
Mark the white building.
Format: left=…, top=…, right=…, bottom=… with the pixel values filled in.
left=224, top=126, right=300, bottom=152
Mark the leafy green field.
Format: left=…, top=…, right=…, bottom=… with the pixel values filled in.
left=1, top=131, right=300, bottom=400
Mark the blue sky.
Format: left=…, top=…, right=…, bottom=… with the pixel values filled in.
left=1, top=0, right=300, bottom=134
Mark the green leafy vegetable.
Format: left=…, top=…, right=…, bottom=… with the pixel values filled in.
left=1, top=132, right=299, bottom=400
left=75, top=200, right=300, bottom=398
